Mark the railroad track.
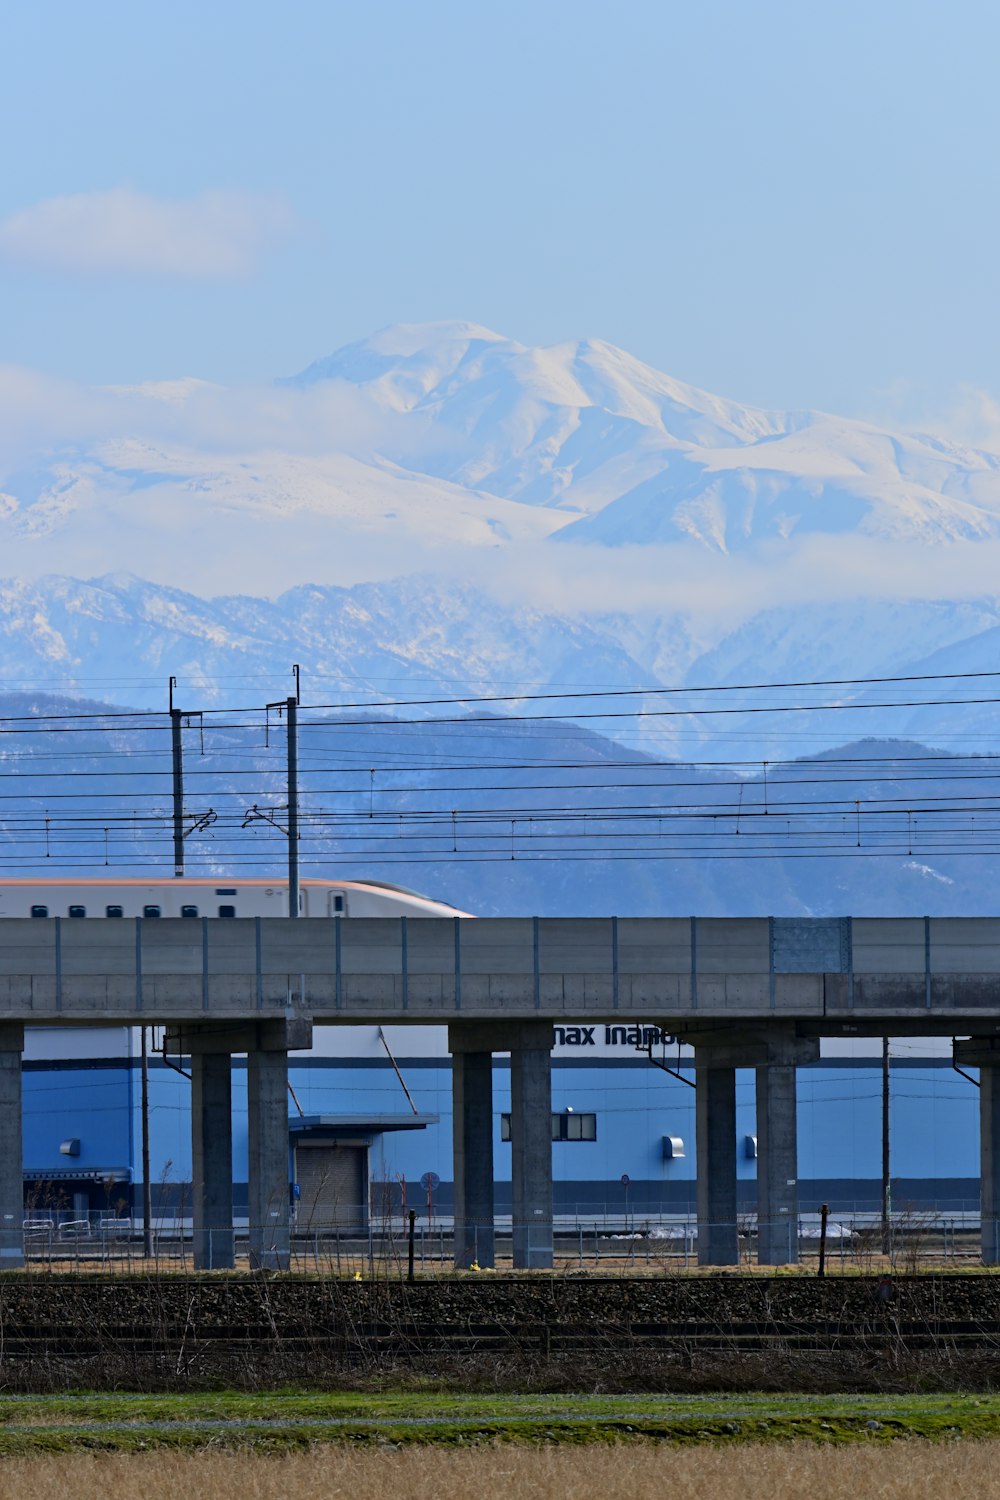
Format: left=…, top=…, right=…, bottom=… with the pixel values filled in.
left=3, top=1318, right=999, bottom=1358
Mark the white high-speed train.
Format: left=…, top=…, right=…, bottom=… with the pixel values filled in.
left=0, top=877, right=469, bottom=920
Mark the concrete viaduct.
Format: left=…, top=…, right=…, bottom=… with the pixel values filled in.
left=0, top=914, right=999, bottom=1270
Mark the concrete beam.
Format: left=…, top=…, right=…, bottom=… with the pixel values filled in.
left=509, top=1021, right=553, bottom=1270
left=165, top=1015, right=312, bottom=1055
left=449, top=1020, right=560, bottom=1054
left=248, top=1023, right=290, bottom=1271
left=450, top=1047, right=494, bottom=1269
left=674, top=1023, right=819, bottom=1069
left=191, top=1050, right=234, bottom=1271
left=0, top=1024, right=23, bottom=1269
left=695, top=1056, right=738, bottom=1266
left=954, top=1037, right=1000, bottom=1068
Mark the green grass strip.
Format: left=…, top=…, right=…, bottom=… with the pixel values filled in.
left=0, top=1392, right=997, bottom=1452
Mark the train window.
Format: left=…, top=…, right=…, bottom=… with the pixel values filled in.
left=67, top=905, right=86, bottom=919
left=331, top=893, right=345, bottom=915
left=30, top=905, right=48, bottom=919
left=180, top=905, right=199, bottom=919
left=142, top=905, right=161, bottom=919
left=105, top=905, right=124, bottom=918
left=218, top=905, right=236, bottom=919
left=215, top=888, right=237, bottom=896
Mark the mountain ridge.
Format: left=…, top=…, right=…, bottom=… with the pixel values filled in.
left=3, top=320, right=1000, bottom=755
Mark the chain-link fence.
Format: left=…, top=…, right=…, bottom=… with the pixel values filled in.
left=12, top=1206, right=1000, bottom=1274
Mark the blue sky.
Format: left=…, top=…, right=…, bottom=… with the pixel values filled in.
left=2, top=0, right=998, bottom=420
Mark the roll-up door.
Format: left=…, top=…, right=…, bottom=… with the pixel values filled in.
left=295, top=1142, right=367, bottom=1228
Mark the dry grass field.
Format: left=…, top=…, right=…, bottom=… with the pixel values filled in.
left=4, top=1442, right=1000, bottom=1499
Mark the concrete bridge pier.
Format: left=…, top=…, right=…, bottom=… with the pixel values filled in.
left=248, top=1045, right=289, bottom=1271
left=954, top=1037, right=1000, bottom=1263
left=0, top=1024, right=23, bottom=1269
left=756, top=1063, right=799, bottom=1266
left=448, top=1026, right=495, bottom=1269
left=190, top=1046, right=235, bottom=1270
left=448, top=1020, right=554, bottom=1271
left=694, top=1056, right=738, bottom=1266
left=754, top=1027, right=818, bottom=1265
left=686, top=1026, right=818, bottom=1267
left=248, top=1019, right=312, bottom=1271
left=168, top=1016, right=311, bottom=1272
left=982, top=1066, right=1000, bottom=1265
left=510, top=1022, right=554, bottom=1269
left=171, top=1023, right=240, bottom=1271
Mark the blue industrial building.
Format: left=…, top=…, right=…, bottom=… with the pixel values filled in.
left=19, top=1026, right=982, bottom=1223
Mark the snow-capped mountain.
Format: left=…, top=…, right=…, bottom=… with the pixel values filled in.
left=288, top=321, right=1000, bottom=548
left=4, top=320, right=1000, bottom=758
left=7, top=320, right=1000, bottom=584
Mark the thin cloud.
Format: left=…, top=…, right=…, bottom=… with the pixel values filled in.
left=0, top=188, right=299, bottom=279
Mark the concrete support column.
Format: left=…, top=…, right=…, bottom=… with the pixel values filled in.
left=981, top=1064, right=1000, bottom=1265
left=0, top=1025, right=24, bottom=1269
left=248, top=1030, right=290, bottom=1271
left=191, top=1051, right=234, bottom=1270
left=510, top=1023, right=553, bottom=1270
left=952, top=1039, right=1000, bottom=1265
left=449, top=1048, right=495, bottom=1269
left=756, top=1063, right=799, bottom=1266
left=695, top=1058, right=738, bottom=1266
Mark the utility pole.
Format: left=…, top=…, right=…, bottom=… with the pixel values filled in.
left=169, top=677, right=184, bottom=879
left=881, top=1036, right=891, bottom=1257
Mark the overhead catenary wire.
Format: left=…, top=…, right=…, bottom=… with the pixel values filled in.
left=0, top=668, right=999, bottom=876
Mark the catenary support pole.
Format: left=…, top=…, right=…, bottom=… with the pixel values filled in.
left=286, top=695, right=299, bottom=918
left=170, top=706, right=184, bottom=879
left=696, top=1057, right=738, bottom=1266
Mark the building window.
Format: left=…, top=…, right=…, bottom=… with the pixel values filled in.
left=142, top=905, right=161, bottom=919
left=67, top=905, right=86, bottom=919
left=180, top=905, right=199, bottom=919
left=105, top=905, right=124, bottom=918
left=218, top=905, right=236, bottom=918
left=500, top=1112, right=597, bottom=1142
left=30, top=905, right=48, bottom=919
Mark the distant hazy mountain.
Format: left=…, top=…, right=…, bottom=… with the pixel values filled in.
left=0, top=689, right=992, bottom=921
left=0, top=573, right=996, bottom=764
